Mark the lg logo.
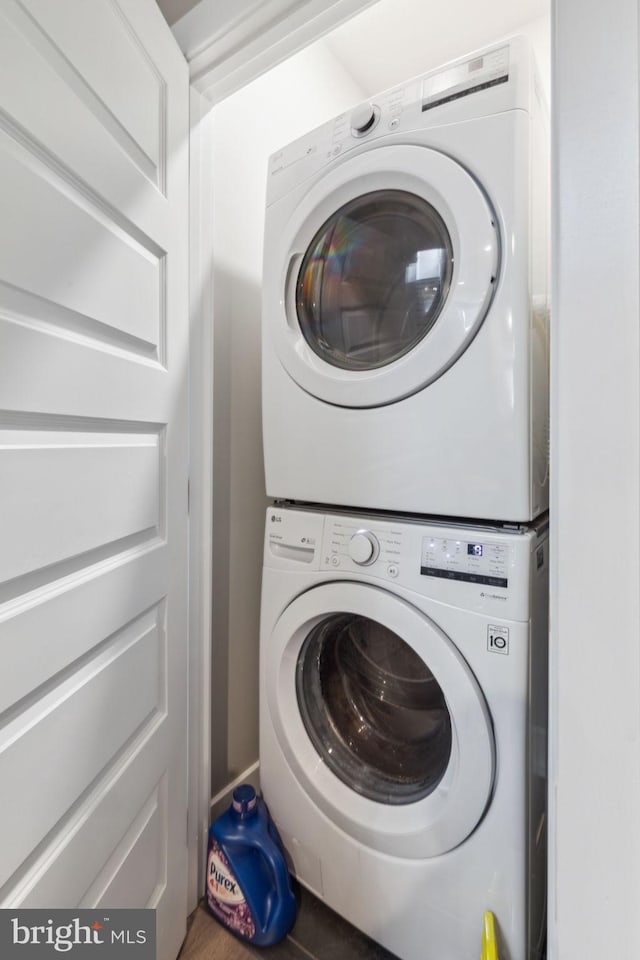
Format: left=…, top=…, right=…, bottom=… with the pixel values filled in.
left=487, top=625, right=509, bottom=655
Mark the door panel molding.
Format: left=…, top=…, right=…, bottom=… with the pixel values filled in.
left=0, top=4, right=189, bottom=960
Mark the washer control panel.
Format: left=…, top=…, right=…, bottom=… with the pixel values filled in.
left=421, top=536, right=509, bottom=588
left=348, top=530, right=380, bottom=565
left=322, top=518, right=403, bottom=577
left=265, top=507, right=539, bottom=618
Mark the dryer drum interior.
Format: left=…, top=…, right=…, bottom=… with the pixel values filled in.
left=295, top=613, right=453, bottom=804
left=296, top=190, right=454, bottom=371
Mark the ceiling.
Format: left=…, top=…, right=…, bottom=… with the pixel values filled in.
left=156, top=0, right=200, bottom=26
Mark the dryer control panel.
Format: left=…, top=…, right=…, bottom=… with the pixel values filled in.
left=266, top=38, right=534, bottom=208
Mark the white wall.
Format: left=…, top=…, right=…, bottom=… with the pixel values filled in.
left=550, top=0, right=640, bottom=956
left=325, top=0, right=549, bottom=100
left=209, top=42, right=365, bottom=798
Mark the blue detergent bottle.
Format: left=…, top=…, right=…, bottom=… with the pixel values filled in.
left=205, top=784, right=297, bottom=946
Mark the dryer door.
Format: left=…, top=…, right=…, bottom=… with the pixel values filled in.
left=265, top=581, right=495, bottom=859
left=266, top=144, right=499, bottom=408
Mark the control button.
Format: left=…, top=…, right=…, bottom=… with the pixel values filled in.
left=331, top=556, right=340, bottom=567
left=388, top=564, right=399, bottom=578
left=348, top=530, right=380, bottom=566
left=350, top=103, right=379, bottom=137
left=388, top=118, right=400, bottom=130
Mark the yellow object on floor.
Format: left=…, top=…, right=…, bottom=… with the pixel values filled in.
left=480, top=911, right=499, bottom=960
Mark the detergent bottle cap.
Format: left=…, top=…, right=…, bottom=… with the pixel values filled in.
left=232, top=784, right=258, bottom=818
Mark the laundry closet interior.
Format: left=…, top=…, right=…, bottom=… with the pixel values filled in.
left=2, top=1, right=635, bottom=959
left=183, top=0, right=640, bottom=948
left=185, top=0, right=553, bottom=957
left=203, top=0, right=550, bottom=823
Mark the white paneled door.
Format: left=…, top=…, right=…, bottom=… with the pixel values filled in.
left=0, top=1, right=189, bottom=958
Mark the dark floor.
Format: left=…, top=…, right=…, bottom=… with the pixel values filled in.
left=179, top=886, right=399, bottom=960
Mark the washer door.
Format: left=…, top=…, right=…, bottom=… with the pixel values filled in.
left=265, top=582, right=495, bottom=859
left=266, top=144, right=499, bottom=408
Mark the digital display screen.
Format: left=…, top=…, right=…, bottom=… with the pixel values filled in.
left=467, top=543, right=483, bottom=557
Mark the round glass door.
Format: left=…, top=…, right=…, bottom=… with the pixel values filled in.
left=267, top=144, right=499, bottom=408
left=296, top=190, right=454, bottom=371
left=266, top=581, right=495, bottom=858
left=296, top=613, right=452, bottom=804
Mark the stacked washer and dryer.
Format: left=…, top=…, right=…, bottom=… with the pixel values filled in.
left=259, top=37, right=549, bottom=960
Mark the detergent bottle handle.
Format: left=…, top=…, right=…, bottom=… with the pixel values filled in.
left=247, top=832, right=292, bottom=933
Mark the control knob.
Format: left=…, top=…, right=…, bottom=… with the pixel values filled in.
left=350, top=102, right=378, bottom=136
left=348, top=530, right=380, bottom=565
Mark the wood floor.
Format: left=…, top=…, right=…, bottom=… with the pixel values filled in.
left=179, top=888, right=398, bottom=960
left=180, top=891, right=547, bottom=960
left=178, top=905, right=289, bottom=960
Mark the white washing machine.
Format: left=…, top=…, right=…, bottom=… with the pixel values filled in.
left=260, top=504, right=548, bottom=960
left=262, top=38, right=549, bottom=522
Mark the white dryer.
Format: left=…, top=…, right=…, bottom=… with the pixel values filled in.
left=262, top=38, right=549, bottom=522
left=260, top=504, right=548, bottom=960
